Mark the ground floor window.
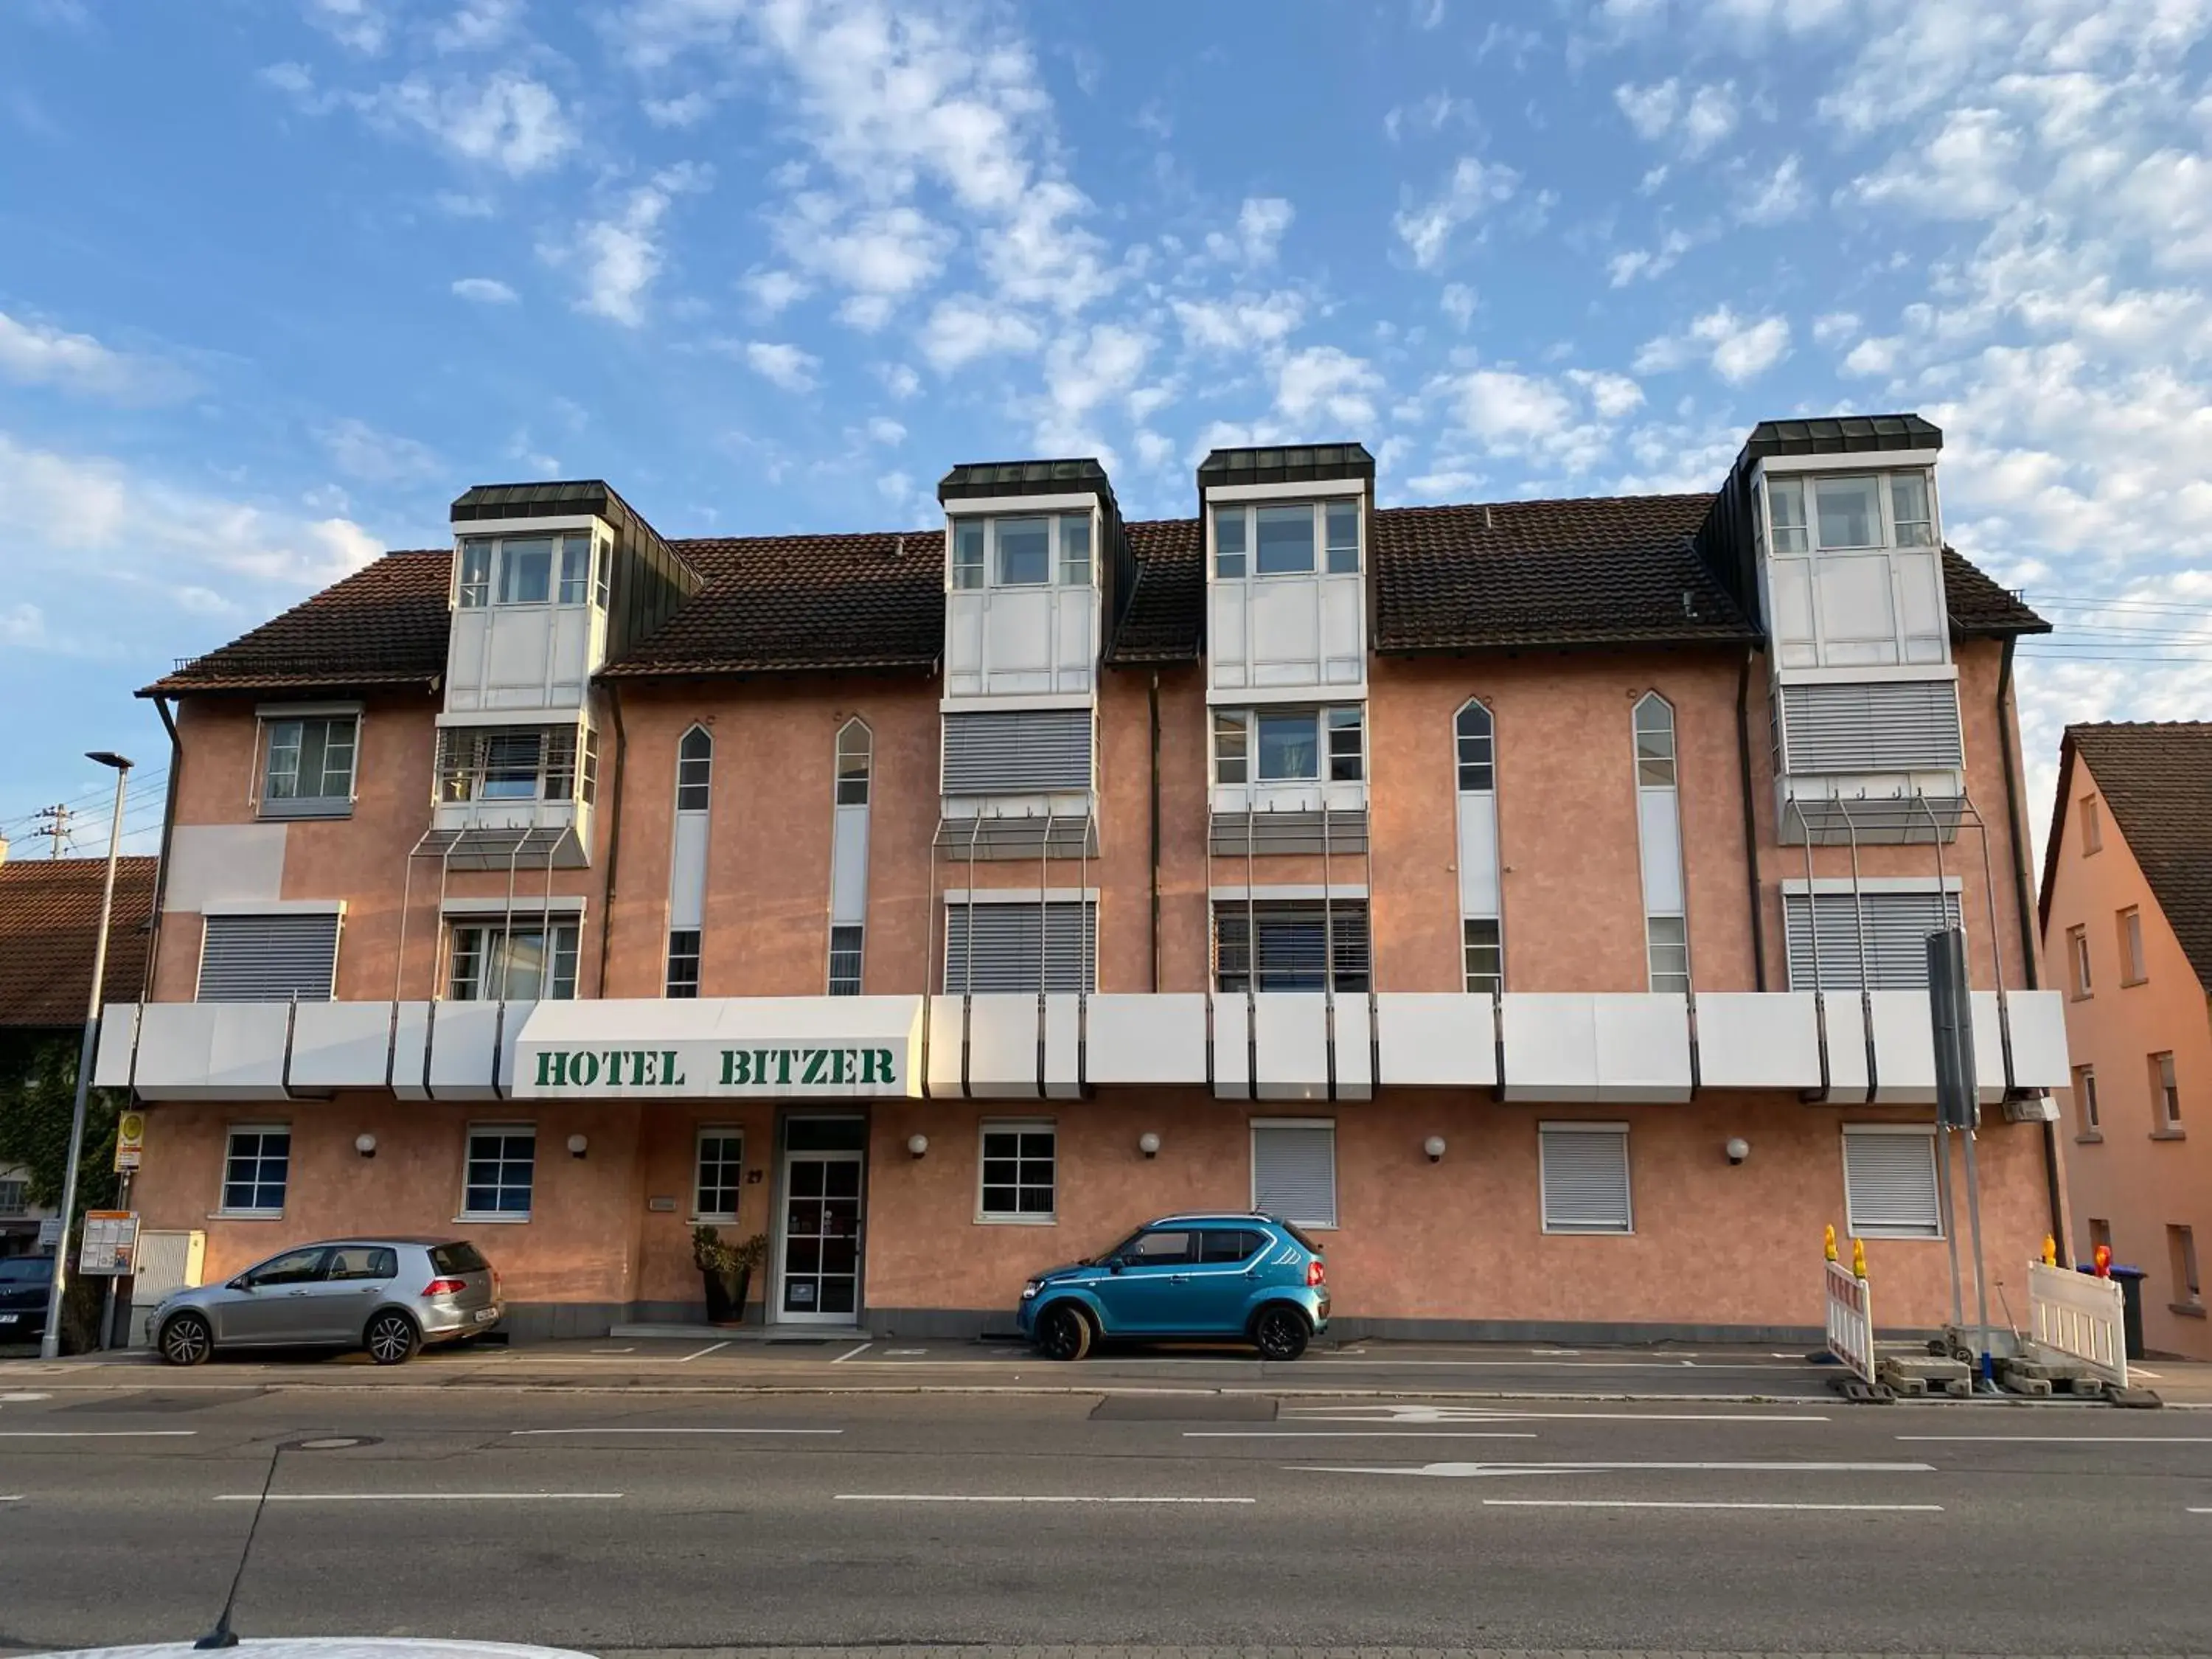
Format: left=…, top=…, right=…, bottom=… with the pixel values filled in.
left=695, top=1129, right=742, bottom=1221
left=448, top=921, right=579, bottom=1001
left=978, top=1121, right=1056, bottom=1221
left=0, top=1178, right=24, bottom=1217
left=1539, top=1123, right=1633, bottom=1234
left=463, top=1125, right=537, bottom=1218
left=1251, top=1119, right=1336, bottom=1228
left=1840, top=1125, right=1941, bottom=1239
left=221, top=1126, right=291, bottom=1214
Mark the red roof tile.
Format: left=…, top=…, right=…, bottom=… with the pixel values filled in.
left=0, top=857, right=159, bottom=1028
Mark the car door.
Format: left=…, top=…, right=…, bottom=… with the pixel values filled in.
left=298, top=1245, right=400, bottom=1343
left=1184, top=1228, right=1267, bottom=1330
left=215, top=1247, right=330, bottom=1343
left=1088, top=1228, right=1194, bottom=1335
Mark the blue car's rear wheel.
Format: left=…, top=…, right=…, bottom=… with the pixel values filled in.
left=1251, top=1304, right=1310, bottom=1361
left=1036, top=1302, right=1092, bottom=1361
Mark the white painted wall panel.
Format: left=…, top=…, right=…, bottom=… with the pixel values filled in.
left=1769, top=559, right=1818, bottom=668
left=961, top=992, right=1042, bottom=1098
left=390, top=1001, right=431, bottom=1100
left=1320, top=576, right=1363, bottom=682
left=93, top=1003, right=141, bottom=1088
left=1374, top=992, right=1497, bottom=1087
left=1896, top=547, right=1947, bottom=663
left=1499, top=994, right=1599, bottom=1102
left=1694, top=992, right=1823, bottom=1089
left=1055, top=588, right=1095, bottom=694
left=830, top=805, right=869, bottom=925
left=925, top=995, right=967, bottom=1096
left=669, top=813, right=710, bottom=930
left=1211, top=993, right=1254, bottom=1098
left=1818, top=553, right=1899, bottom=666
left=1211, top=585, right=1248, bottom=689
left=1820, top=992, right=1871, bottom=1102
left=289, top=1001, right=397, bottom=1090
left=164, top=825, right=288, bottom=912
left=1636, top=790, right=1685, bottom=915
left=1867, top=990, right=1938, bottom=1103
left=1593, top=995, right=1692, bottom=1102
left=986, top=588, right=1052, bottom=678
left=1456, top=792, right=1499, bottom=916
left=448, top=611, right=488, bottom=710
left=1044, top=992, right=1082, bottom=1099
left=425, top=999, right=509, bottom=1099
left=1253, top=992, right=1333, bottom=1100
left=947, top=592, right=984, bottom=694
left=1085, top=994, right=1208, bottom=1084
left=2000, top=990, right=2070, bottom=1091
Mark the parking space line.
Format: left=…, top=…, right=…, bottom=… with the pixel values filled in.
left=510, top=1427, right=842, bottom=1436
left=1900, top=1436, right=2212, bottom=1444
left=0, top=1430, right=198, bottom=1439
left=834, top=1494, right=1256, bottom=1504
left=675, top=1341, right=731, bottom=1363
left=831, top=1342, right=875, bottom=1363
left=1481, top=1499, right=1944, bottom=1512
left=214, top=1492, right=625, bottom=1502
left=1186, top=1430, right=1538, bottom=1439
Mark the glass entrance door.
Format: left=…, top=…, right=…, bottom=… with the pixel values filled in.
left=777, top=1150, right=863, bottom=1323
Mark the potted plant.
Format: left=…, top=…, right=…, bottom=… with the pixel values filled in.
left=693, top=1225, right=768, bottom=1324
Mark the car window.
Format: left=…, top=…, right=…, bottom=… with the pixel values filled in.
left=1123, top=1230, right=1192, bottom=1265
left=0, top=1258, right=52, bottom=1284
left=325, top=1246, right=397, bottom=1281
left=246, top=1248, right=327, bottom=1287
left=429, top=1242, right=488, bottom=1274
left=1276, top=1220, right=1323, bottom=1256
left=1198, top=1229, right=1262, bottom=1265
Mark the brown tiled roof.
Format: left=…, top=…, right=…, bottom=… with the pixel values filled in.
left=1941, top=549, right=2051, bottom=636
left=144, top=552, right=453, bottom=696
left=2041, top=723, right=2212, bottom=992
left=601, top=531, right=945, bottom=677
left=0, top=857, right=159, bottom=1028
left=1107, top=518, right=1205, bottom=665
left=1374, top=494, right=1757, bottom=653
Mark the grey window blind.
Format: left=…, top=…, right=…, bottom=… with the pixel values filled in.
left=1842, top=1130, right=1942, bottom=1238
left=942, top=901, right=1097, bottom=992
left=1215, top=900, right=1371, bottom=992
left=1783, top=890, right=1962, bottom=990
left=942, top=709, right=1092, bottom=794
left=197, top=913, right=341, bottom=1002
left=1777, top=681, right=1964, bottom=773
left=1252, top=1124, right=1337, bottom=1228
left=1540, top=1127, right=1633, bottom=1234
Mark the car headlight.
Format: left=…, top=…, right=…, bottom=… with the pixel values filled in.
left=1020, top=1281, right=1040, bottom=1300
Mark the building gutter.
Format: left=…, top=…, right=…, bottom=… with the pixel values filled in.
left=1996, top=636, right=2066, bottom=1260
left=1148, top=670, right=1162, bottom=993
left=596, top=683, right=628, bottom=999
left=1734, top=647, right=1767, bottom=991
left=141, top=695, right=184, bottom=1000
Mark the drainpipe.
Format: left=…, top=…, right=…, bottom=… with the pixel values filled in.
left=1734, top=647, right=1768, bottom=991
left=1148, top=670, right=1162, bottom=993
left=595, top=683, right=628, bottom=1000
left=142, top=695, right=184, bottom=999
left=1997, top=636, right=2067, bottom=1261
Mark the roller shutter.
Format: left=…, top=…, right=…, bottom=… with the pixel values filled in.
left=1783, top=890, right=1961, bottom=990
left=1252, top=1123, right=1337, bottom=1228
left=942, top=900, right=1096, bottom=993
left=1842, top=1128, right=1942, bottom=1239
left=942, top=709, right=1092, bottom=794
left=196, top=913, right=341, bottom=1002
left=1540, top=1126, right=1633, bottom=1234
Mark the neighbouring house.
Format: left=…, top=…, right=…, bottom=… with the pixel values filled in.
left=2040, top=722, right=2212, bottom=1360
left=0, top=852, right=159, bottom=1256
left=93, top=414, right=2071, bottom=1341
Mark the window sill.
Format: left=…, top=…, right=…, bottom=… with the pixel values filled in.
left=2120, top=977, right=2148, bottom=989
left=1850, top=1231, right=1946, bottom=1242
left=2074, top=1132, right=2104, bottom=1145
left=2170, top=1301, right=2208, bottom=1320
left=209, top=1210, right=284, bottom=1222
left=2068, top=992, right=2093, bottom=1003
left=689, top=1215, right=741, bottom=1228
left=975, top=1214, right=1057, bottom=1227
left=2150, top=1128, right=2188, bottom=1142
left=255, top=801, right=355, bottom=822
left=454, top=1213, right=532, bottom=1225
left=1540, top=1226, right=1635, bottom=1237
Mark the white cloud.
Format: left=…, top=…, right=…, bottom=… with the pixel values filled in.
left=450, top=276, right=516, bottom=304
left=1567, top=368, right=1646, bottom=419
left=1384, top=91, right=1468, bottom=142
left=919, top=294, right=1042, bottom=371
left=1680, top=82, right=1739, bottom=156
left=1206, top=196, right=1295, bottom=266
left=644, top=91, right=714, bottom=128
left=306, top=0, right=389, bottom=53
left=431, top=0, right=520, bottom=52
left=1634, top=305, right=1792, bottom=383
left=321, top=69, right=577, bottom=176
left=865, top=416, right=905, bottom=445
left=1441, top=282, right=1477, bottom=330
left=1607, top=228, right=1694, bottom=286
left=316, top=417, right=442, bottom=482
left=775, top=196, right=954, bottom=319
left=1840, top=335, right=1903, bottom=376
left=0, top=602, right=45, bottom=646
left=742, top=269, right=810, bottom=315
left=1738, top=153, right=1809, bottom=223
left=1133, top=429, right=1175, bottom=469
left=1275, top=346, right=1383, bottom=429
left=563, top=164, right=709, bottom=327
left=877, top=361, right=922, bottom=399
left=1172, top=292, right=1305, bottom=352
left=1615, top=77, right=1737, bottom=156
left=1615, top=78, right=1680, bottom=142
left=1395, top=156, right=1520, bottom=268
left=1847, top=107, right=2023, bottom=218
left=742, top=341, right=821, bottom=392
left=1811, top=310, right=1860, bottom=345
left=0, top=310, right=192, bottom=403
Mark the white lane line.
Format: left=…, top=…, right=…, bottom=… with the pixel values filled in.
left=831, top=1342, right=875, bottom=1363
left=1306, top=1360, right=1807, bottom=1371
left=0, top=1430, right=198, bottom=1439
left=214, top=1492, right=625, bottom=1502
left=509, top=1427, right=843, bottom=1436
left=1284, top=1409, right=1831, bottom=1423
left=1481, top=1499, right=1944, bottom=1512
left=588, top=1347, right=636, bottom=1354
left=1900, top=1436, right=2212, bottom=1444
left=1, top=1392, right=52, bottom=1402
left=832, top=1504, right=1265, bottom=1513
left=1296, top=1460, right=1933, bottom=1478
left=2188, top=1507, right=2212, bottom=1514
left=1186, top=1431, right=1539, bottom=1439
left=675, top=1340, right=731, bottom=1363
left=0, top=1495, right=19, bottom=1502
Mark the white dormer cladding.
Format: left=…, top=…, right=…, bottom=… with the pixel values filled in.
left=1206, top=483, right=1369, bottom=703
left=446, top=516, right=613, bottom=713
left=1754, top=452, right=1948, bottom=672
left=942, top=496, right=1101, bottom=701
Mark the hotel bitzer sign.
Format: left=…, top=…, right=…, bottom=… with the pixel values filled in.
left=526, top=1044, right=901, bottom=1095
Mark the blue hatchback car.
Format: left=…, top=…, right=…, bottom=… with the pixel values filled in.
left=1016, top=1211, right=1328, bottom=1361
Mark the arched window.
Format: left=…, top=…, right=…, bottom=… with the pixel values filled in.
left=1632, top=694, right=1675, bottom=787
left=1632, top=693, right=1688, bottom=993
left=835, top=718, right=872, bottom=806
left=1454, top=700, right=1502, bottom=994
left=1455, top=700, right=1494, bottom=792
left=675, top=725, right=712, bottom=812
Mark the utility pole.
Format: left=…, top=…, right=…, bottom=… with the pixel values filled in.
left=32, top=803, right=74, bottom=858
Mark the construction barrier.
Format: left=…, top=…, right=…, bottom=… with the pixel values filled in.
left=2028, top=1259, right=2128, bottom=1388
left=1824, top=1236, right=1877, bottom=1388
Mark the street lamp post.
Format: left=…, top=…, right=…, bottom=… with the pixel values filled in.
left=39, top=752, right=133, bottom=1360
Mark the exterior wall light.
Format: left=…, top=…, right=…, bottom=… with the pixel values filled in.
left=1424, top=1135, right=1447, bottom=1164
left=567, top=1133, right=589, bottom=1159
left=1138, top=1132, right=1161, bottom=1158
left=354, top=1133, right=377, bottom=1159
left=1725, top=1137, right=1750, bottom=1166
left=907, top=1133, right=929, bottom=1159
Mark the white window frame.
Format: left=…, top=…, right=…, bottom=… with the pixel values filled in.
left=950, top=512, right=1094, bottom=592
left=218, top=1124, right=292, bottom=1218
left=827, top=923, right=865, bottom=997
left=437, top=721, right=597, bottom=806
left=1250, top=1116, right=1338, bottom=1230
left=1759, top=466, right=1947, bottom=669
left=692, top=1127, right=744, bottom=1224
left=1538, top=1121, right=1634, bottom=1236
left=1840, top=1124, right=1944, bottom=1241
left=2068, top=925, right=2093, bottom=998
left=1211, top=706, right=1365, bottom=785
left=2119, top=907, right=2146, bottom=985
left=1632, top=692, right=1689, bottom=995
left=0, top=1177, right=25, bottom=1217
left=664, top=928, right=701, bottom=998
left=2081, top=793, right=2104, bottom=855
left=459, top=1123, right=538, bottom=1223
left=456, top=529, right=605, bottom=611
left=446, top=919, right=581, bottom=1001
left=675, top=725, right=713, bottom=813
left=1211, top=498, right=1362, bottom=580
left=257, top=708, right=360, bottom=818
left=976, top=1119, right=1057, bottom=1225
left=2073, top=1065, right=2101, bottom=1138
left=2152, top=1051, right=2183, bottom=1133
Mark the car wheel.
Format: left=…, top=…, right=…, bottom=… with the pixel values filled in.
left=1251, top=1304, right=1310, bottom=1362
left=364, top=1310, right=421, bottom=1366
left=158, top=1312, right=213, bottom=1367
left=1035, top=1302, right=1092, bottom=1362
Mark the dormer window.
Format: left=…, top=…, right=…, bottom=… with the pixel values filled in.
left=457, top=532, right=603, bottom=609
left=1213, top=500, right=1360, bottom=577
left=950, top=513, right=1093, bottom=591
left=1763, top=471, right=1934, bottom=556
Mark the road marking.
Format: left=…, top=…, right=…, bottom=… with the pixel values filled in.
left=1481, top=1499, right=1944, bottom=1512
left=1186, top=1431, right=1539, bottom=1439
left=675, top=1341, right=731, bottom=1363
left=588, top=1347, right=636, bottom=1354
left=832, top=1504, right=1256, bottom=1513
left=1, top=1392, right=52, bottom=1402
left=831, top=1342, right=875, bottom=1363
left=0, top=1430, right=198, bottom=1439
left=2188, top=1507, right=2212, bottom=1514
left=0, top=1495, right=18, bottom=1502
left=1306, top=1359, right=1806, bottom=1371
left=215, top=1492, right=625, bottom=1502
left=1285, top=1406, right=1830, bottom=1424
left=1295, top=1460, right=1933, bottom=1478
left=886, top=1347, right=927, bottom=1355
left=1900, top=1435, right=2212, bottom=1444
left=509, top=1427, right=843, bottom=1436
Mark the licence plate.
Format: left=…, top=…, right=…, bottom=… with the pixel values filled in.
left=0, top=1313, right=18, bottom=1324
left=473, top=1307, right=500, bottom=1324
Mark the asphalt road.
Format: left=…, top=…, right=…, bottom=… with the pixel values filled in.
left=3, top=1383, right=2211, bottom=1655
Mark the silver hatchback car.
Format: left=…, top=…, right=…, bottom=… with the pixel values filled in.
left=153, top=1237, right=503, bottom=1366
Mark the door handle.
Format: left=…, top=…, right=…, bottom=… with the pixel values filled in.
left=1168, top=1273, right=1189, bottom=1283
left=285, top=1288, right=310, bottom=1297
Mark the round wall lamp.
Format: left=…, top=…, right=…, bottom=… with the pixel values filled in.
left=1137, top=1132, right=1161, bottom=1159
left=907, top=1133, right=930, bottom=1159
left=1725, top=1136, right=1750, bottom=1166
left=1423, top=1135, right=1447, bottom=1164
left=567, top=1133, right=589, bottom=1159
left=354, top=1133, right=377, bottom=1159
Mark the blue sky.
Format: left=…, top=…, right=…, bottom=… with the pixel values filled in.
left=4, top=0, right=2210, bottom=857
